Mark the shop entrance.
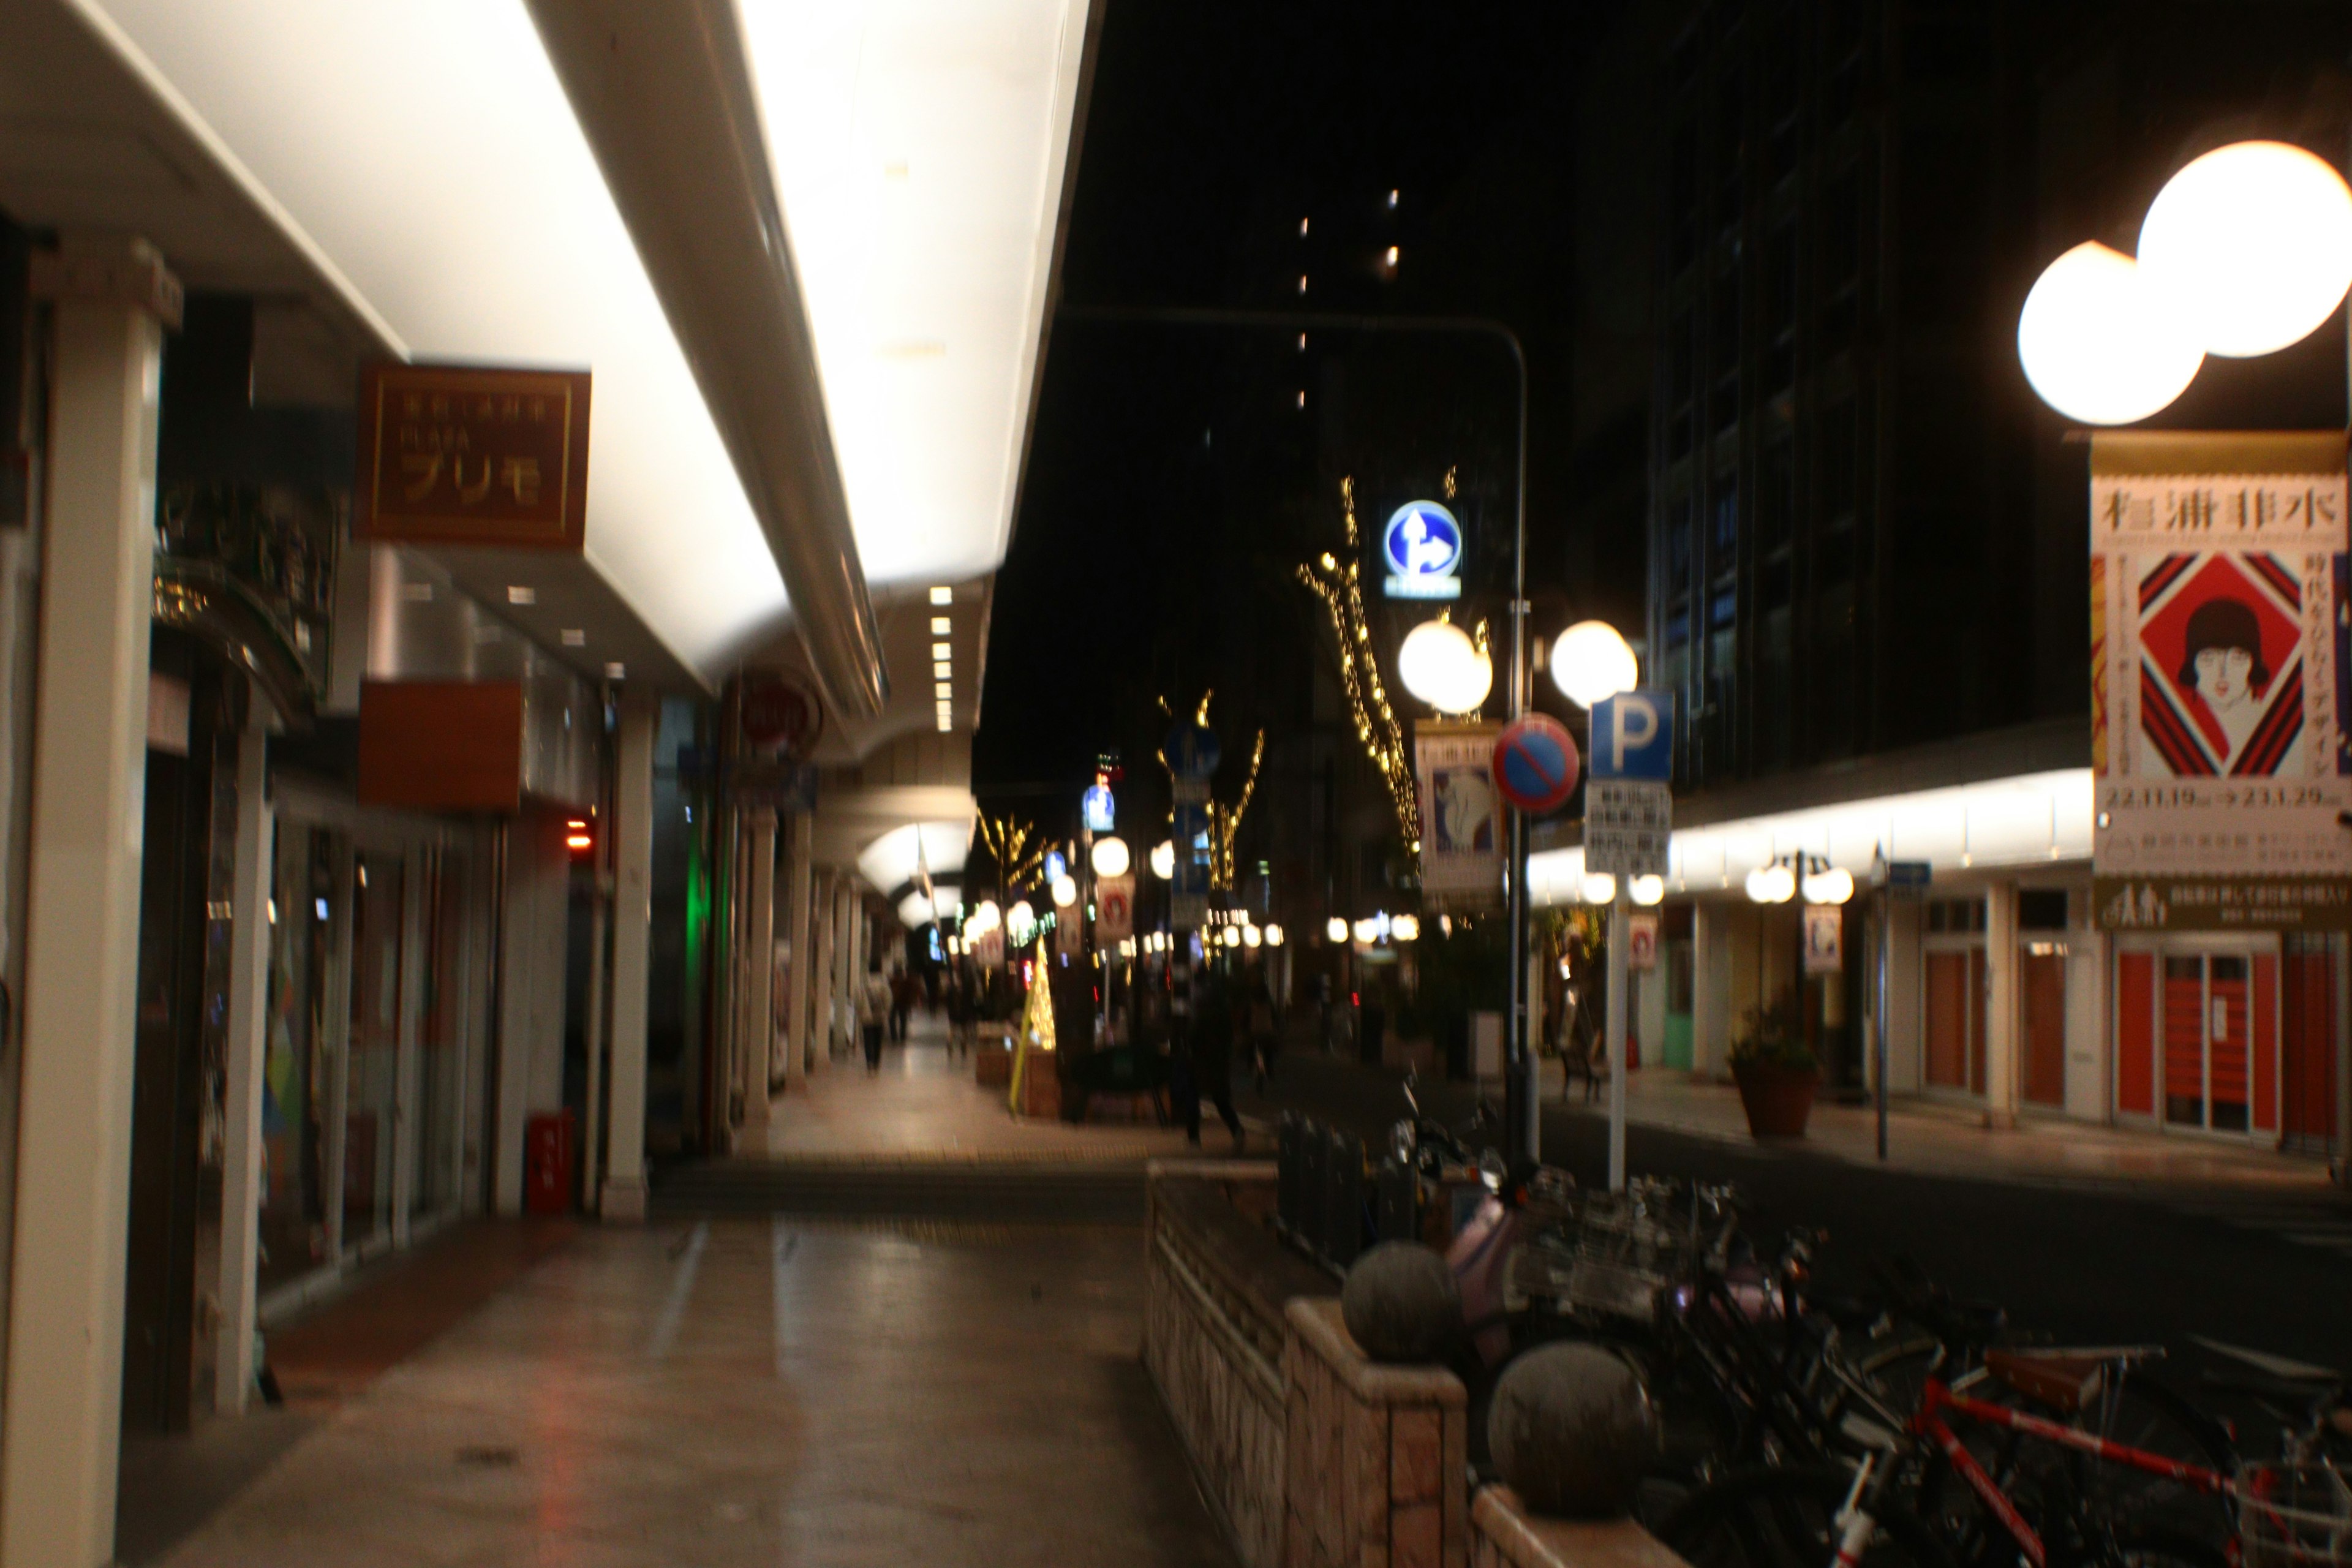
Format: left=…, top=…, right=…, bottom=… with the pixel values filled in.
left=1924, top=950, right=1986, bottom=1093
left=2117, top=939, right=2277, bottom=1139
left=2021, top=943, right=2067, bottom=1108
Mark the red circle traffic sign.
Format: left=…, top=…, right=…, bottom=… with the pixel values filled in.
left=1491, top=714, right=1581, bottom=815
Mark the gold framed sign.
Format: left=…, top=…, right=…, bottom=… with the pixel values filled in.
left=356, top=363, right=590, bottom=549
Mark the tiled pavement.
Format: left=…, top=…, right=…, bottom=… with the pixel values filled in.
left=141, top=1217, right=1235, bottom=1568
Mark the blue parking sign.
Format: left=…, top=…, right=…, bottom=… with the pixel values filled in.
left=1588, top=690, right=1675, bottom=780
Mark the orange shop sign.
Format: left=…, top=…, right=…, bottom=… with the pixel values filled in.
left=356, top=363, right=590, bottom=549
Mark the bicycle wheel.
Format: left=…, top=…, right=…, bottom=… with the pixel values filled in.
left=1657, top=1466, right=1953, bottom=1568
left=2070, top=1374, right=2234, bottom=1558
left=1913, top=1371, right=2234, bottom=1564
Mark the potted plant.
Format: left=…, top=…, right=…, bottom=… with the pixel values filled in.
left=1727, top=992, right=1819, bottom=1139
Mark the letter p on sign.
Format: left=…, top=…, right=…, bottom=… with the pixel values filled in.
left=1589, top=690, right=1675, bottom=781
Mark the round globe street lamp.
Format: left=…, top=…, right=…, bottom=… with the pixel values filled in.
left=1744, top=862, right=1796, bottom=905
left=1090, top=835, right=1130, bottom=879
left=1326, top=916, right=1350, bottom=944
left=1580, top=871, right=1617, bottom=906
left=1629, top=874, right=1665, bottom=907
left=1050, top=873, right=1078, bottom=909
left=1396, top=617, right=1493, bottom=714
left=1149, top=839, right=1175, bottom=879
left=970, top=899, right=1001, bottom=933
left=1550, top=620, right=1639, bottom=709
left=1390, top=914, right=1420, bottom=942
left=2138, top=140, right=2352, bottom=359
left=1264, top=923, right=1285, bottom=947
left=2018, top=139, right=2352, bottom=425
left=1801, top=864, right=1855, bottom=906
left=1007, top=900, right=1037, bottom=945
left=2017, top=242, right=2205, bottom=426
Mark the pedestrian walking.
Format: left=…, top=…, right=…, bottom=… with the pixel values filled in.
left=1245, top=965, right=1278, bottom=1092
left=858, top=963, right=889, bottom=1073
left=1185, top=967, right=1245, bottom=1150
left=889, top=967, right=916, bottom=1042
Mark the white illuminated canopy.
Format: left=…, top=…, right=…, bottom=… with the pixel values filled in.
left=1529, top=768, right=2092, bottom=907
left=83, top=0, right=1091, bottom=682
left=856, top=819, right=972, bottom=895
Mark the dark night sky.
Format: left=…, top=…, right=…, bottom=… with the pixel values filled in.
left=974, top=1, right=1621, bottom=830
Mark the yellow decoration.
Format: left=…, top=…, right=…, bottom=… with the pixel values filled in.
left=1007, top=966, right=1058, bottom=1115
left=1295, top=476, right=1421, bottom=848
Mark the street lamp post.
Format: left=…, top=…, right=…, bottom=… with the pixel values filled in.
left=1057, top=303, right=1542, bottom=1164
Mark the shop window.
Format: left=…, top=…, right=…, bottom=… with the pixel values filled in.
left=1925, top=897, right=1984, bottom=935
left=2017, top=888, right=2068, bottom=930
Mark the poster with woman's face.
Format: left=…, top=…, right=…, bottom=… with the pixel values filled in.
left=2090, top=440, right=2352, bottom=929
left=2132, top=554, right=2311, bottom=778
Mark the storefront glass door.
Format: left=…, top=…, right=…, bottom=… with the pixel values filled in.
left=412, top=849, right=469, bottom=1221
left=344, top=849, right=404, bottom=1249
left=2163, top=954, right=2250, bottom=1133
left=260, top=823, right=343, bottom=1291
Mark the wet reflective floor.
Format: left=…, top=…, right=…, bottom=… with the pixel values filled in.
left=152, top=1219, right=1235, bottom=1567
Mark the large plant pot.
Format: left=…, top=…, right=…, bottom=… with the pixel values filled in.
left=1732, top=1061, right=1819, bottom=1139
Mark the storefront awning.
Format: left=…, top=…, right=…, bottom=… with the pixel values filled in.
left=1530, top=767, right=2094, bottom=907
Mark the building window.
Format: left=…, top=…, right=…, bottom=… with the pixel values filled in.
left=1926, top=897, right=1986, bottom=935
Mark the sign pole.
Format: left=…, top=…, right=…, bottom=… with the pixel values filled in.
left=1607, top=894, right=1629, bottom=1192
left=1876, top=877, right=1891, bottom=1163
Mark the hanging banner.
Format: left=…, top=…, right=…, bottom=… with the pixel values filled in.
left=2090, top=431, right=2352, bottom=930
left=1803, top=905, right=1844, bottom=974
left=1096, top=873, right=1135, bottom=943
left=1415, top=722, right=1502, bottom=908
left=1626, top=912, right=1660, bottom=972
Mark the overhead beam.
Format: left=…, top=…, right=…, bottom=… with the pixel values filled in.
left=526, top=0, right=888, bottom=719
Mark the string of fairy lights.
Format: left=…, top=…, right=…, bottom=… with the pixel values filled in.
left=1295, top=477, right=1422, bottom=853
left=1155, top=692, right=1265, bottom=892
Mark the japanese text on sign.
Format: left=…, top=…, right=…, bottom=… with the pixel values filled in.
left=1584, top=779, right=1670, bottom=878
left=358, top=364, right=591, bottom=550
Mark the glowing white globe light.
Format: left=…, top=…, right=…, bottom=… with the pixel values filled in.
left=1090, top=836, right=1131, bottom=878
left=2139, top=140, right=2352, bottom=358
left=1050, top=873, right=1078, bottom=908
left=1327, top=917, right=1350, bottom=943
left=1353, top=918, right=1380, bottom=944
left=1390, top=914, right=1420, bottom=942
left=1221, top=925, right=1242, bottom=948
left=1629, top=874, right=1665, bottom=906
left=1744, top=865, right=1795, bottom=904
left=970, top=899, right=1001, bottom=933
left=2017, top=241, right=2203, bottom=424
left=1550, top=621, right=1639, bottom=709
left=1265, top=924, right=1284, bottom=946
left=1801, top=866, right=1856, bottom=905
left=1396, top=619, right=1493, bottom=712
left=1242, top=924, right=1262, bottom=948
left=1008, top=900, right=1037, bottom=940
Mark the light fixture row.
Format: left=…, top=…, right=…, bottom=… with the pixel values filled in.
left=930, top=585, right=953, bottom=732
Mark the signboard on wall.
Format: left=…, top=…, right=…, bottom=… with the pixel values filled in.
left=2089, top=431, right=2352, bottom=930
left=1414, top=722, right=1502, bottom=907
left=357, top=363, right=592, bottom=549
left=1096, top=874, right=1135, bottom=943
left=1803, top=905, right=1844, bottom=974
left=1626, top=913, right=1660, bottom=972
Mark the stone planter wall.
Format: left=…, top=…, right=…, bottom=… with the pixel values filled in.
left=1470, top=1486, right=1685, bottom=1568
left=1283, top=1298, right=1469, bottom=1568
left=1144, top=1164, right=1687, bottom=1568
left=1145, top=1162, right=1330, bottom=1568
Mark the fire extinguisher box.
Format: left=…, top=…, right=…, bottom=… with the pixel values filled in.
left=524, top=1110, right=576, bottom=1215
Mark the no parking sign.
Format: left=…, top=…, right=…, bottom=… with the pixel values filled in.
left=1490, top=714, right=1580, bottom=815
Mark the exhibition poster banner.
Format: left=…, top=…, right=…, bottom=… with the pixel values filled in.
left=2090, top=431, right=2352, bottom=930
left=1414, top=722, right=1503, bottom=908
